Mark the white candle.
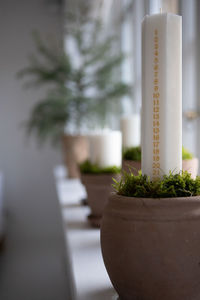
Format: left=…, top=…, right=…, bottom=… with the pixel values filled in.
left=88, top=131, right=122, bottom=168
left=120, top=114, right=141, bottom=148
left=142, top=13, right=182, bottom=180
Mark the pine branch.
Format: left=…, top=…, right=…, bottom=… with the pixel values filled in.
left=18, top=4, right=131, bottom=145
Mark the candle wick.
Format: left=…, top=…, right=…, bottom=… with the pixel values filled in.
left=160, top=7, right=162, bottom=13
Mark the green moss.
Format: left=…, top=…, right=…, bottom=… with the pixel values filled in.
left=123, top=146, right=194, bottom=161
left=113, top=171, right=200, bottom=198
left=123, top=146, right=141, bottom=161
left=80, top=160, right=121, bottom=174
left=182, top=146, right=194, bottom=160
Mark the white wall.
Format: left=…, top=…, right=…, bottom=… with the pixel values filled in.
left=0, top=0, right=63, bottom=238
left=0, top=1, right=74, bottom=299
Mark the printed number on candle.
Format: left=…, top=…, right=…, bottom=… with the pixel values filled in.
left=154, top=64, right=158, bottom=70
left=154, top=58, right=159, bottom=64
left=153, top=163, right=160, bottom=168
left=153, top=170, right=160, bottom=176
left=153, top=148, right=160, bottom=154
left=153, top=156, right=160, bottom=161
left=154, top=71, right=158, bottom=77
left=153, top=93, right=160, bottom=98
left=153, top=113, right=159, bottom=119
left=153, top=99, right=159, bottom=105
left=153, top=107, right=159, bottom=113
left=153, top=121, right=160, bottom=127
left=152, top=28, right=160, bottom=179
left=153, top=142, right=160, bottom=148
left=153, top=135, right=159, bottom=141
left=154, top=37, right=158, bottom=43
left=153, top=128, right=159, bottom=134
left=154, top=86, right=159, bottom=92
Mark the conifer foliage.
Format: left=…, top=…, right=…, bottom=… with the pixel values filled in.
left=18, top=3, right=129, bottom=145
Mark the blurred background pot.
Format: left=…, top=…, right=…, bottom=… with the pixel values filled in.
left=122, top=158, right=199, bottom=178
left=81, top=174, right=118, bottom=227
left=62, top=135, right=88, bottom=178
left=101, top=193, right=200, bottom=300
left=122, top=159, right=141, bottom=175
left=182, top=158, right=199, bottom=179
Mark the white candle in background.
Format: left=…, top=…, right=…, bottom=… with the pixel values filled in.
left=120, top=114, right=141, bottom=148
left=142, top=13, right=182, bottom=180
left=88, top=131, right=122, bottom=168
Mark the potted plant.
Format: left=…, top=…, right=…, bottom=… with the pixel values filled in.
left=101, top=171, right=200, bottom=300
left=17, top=4, right=129, bottom=178
left=80, top=160, right=121, bottom=227
left=122, top=146, right=199, bottom=178
left=122, top=146, right=141, bottom=175
left=182, top=147, right=199, bottom=179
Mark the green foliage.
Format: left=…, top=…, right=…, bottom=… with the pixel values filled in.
left=123, top=146, right=141, bottom=161
left=182, top=146, right=194, bottom=160
left=123, top=146, right=194, bottom=161
left=18, top=3, right=130, bottom=145
left=80, top=160, right=121, bottom=175
left=26, top=87, right=70, bottom=145
left=113, top=171, right=200, bottom=198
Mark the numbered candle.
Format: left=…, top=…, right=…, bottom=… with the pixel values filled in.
left=88, top=130, right=122, bottom=168
left=120, top=114, right=141, bottom=148
left=142, top=13, right=182, bottom=179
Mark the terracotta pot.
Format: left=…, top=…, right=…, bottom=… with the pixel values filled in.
left=81, top=174, right=119, bottom=227
left=182, top=158, right=199, bottom=179
left=62, top=135, right=88, bottom=178
left=101, top=193, right=200, bottom=300
left=122, top=158, right=199, bottom=178
left=122, top=159, right=141, bottom=175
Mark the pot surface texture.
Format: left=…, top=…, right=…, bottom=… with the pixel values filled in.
left=101, top=194, right=200, bottom=300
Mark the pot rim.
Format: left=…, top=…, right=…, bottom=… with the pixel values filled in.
left=105, top=193, right=200, bottom=221
left=110, top=192, right=200, bottom=204
left=123, top=157, right=198, bottom=162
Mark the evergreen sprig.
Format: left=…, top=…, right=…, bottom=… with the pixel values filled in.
left=18, top=3, right=130, bottom=145
left=113, top=171, right=200, bottom=198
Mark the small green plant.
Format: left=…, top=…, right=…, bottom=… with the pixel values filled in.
left=123, top=146, right=194, bottom=161
left=80, top=160, right=121, bottom=174
left=123, top=146, right=141, bottom=161
left=182, top=147, right=194, bottom=160
left=113, top=170, right=200, bottom=198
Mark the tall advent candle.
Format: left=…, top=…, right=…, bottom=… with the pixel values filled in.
left=142, top=13, right=182, bottom=180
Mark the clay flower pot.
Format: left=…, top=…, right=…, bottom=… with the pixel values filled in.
left=101, top=193, right=200, bottom=300
left=182, top=158, right=199, bottom=179
left=122, top=159, right=141, bottom=175
left=81, top=174, right=119, bottom=227
left=62, top=135, right=88, bottom=178
left=122, top=158, right=199, bottom=178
